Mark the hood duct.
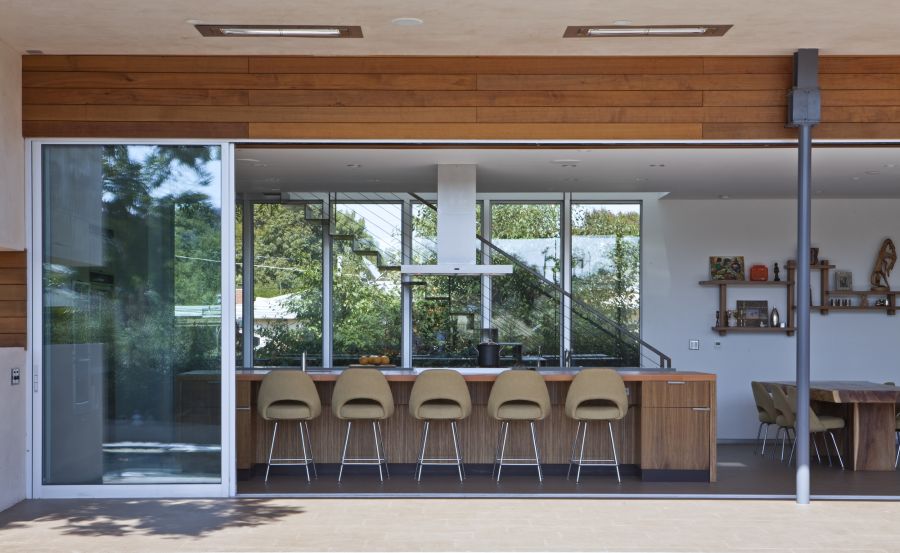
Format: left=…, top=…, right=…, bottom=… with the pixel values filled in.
left=400, top=164, right=513, bottom=276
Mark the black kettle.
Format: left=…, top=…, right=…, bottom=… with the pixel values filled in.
left=477, top=342, right=501, bottom=368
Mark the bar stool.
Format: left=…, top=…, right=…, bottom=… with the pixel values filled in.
left=751, top=381, right=779, bottom=455
left=331, top=368, right=395, bottom=481
left=564, top=368, right=628, bottom=483
left=257, top=370, right=322, bottom=482
left=409, top=369, right=472, bottom=481
left=487, top=369, right=551, bottom=482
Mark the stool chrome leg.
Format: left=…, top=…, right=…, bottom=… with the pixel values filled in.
left=609, top=421, right=621, bottom=483
left=338, top=421, right=352, bottom=482
left=576, top=420, right=588, bottom=483
left=372, top=421, right=384, bottom=482
left=755, top=422, right=765, bottom=455
left=567, top=421, right=582, bottom=480
left=265, top=421, right=279, bottom=482
left=299, top=420, right=311, bottom=482
left=451, top=421, right=466, bottom=478
left=496, top=421, right=509, bottom=482
left=304, top=421, right=317, bottom=479
left=492, top=422, right=504, bottom=478
left=451, top=420, right=464, bottom=482
left=895, top=431, right=900, bottom=469
left=416, top=421, right=430, bottom=482
left=376, top=421, right=390, bottom=478
left=530, top=421, right=543, bottom=483
left=812, top=433, right=822, bottom=464
left=760, top=424, right=770, bottom=456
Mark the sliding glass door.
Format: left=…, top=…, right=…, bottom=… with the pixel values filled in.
left=35, top=143, right=231, bottom=494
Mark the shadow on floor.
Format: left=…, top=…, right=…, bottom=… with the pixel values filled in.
left=0, top=498, right=302, bottom=538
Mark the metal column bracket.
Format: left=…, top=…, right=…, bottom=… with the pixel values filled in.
left=788, top=49, right=822, bottom=127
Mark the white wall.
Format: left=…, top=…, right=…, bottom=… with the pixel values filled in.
left=0, top=38, right=26, bottom=511
left=643, top=197, right=900, bottom=440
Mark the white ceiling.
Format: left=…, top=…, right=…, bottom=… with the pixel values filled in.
left=1, top=1, right=899, bottom=56
left=234, top=146, right=900, bottom=199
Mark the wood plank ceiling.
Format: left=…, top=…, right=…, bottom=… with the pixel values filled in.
left=20, top=55, right=900, bottom=140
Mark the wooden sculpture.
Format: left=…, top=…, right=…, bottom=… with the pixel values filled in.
left=870, top=238, right=897, bottom=291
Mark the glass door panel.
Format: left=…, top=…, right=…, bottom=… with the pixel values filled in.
left=41, top=144, right=223, bottom=485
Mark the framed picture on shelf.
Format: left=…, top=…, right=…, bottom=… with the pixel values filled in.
left=834, top=270, right=853, bottom=291
left=736, top=300, right=769, bottom=327
left=709, top=256, right=745, bottom=281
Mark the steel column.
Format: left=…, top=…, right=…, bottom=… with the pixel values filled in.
left=788, top=48, right=821, bottom=505
left=401, top=198, right=413, bottom=367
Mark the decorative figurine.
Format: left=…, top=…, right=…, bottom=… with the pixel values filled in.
left=870, top=238, right=897, bottom=291
left=773, top=262, right=781, bottom=282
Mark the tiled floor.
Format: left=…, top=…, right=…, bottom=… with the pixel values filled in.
left=238, top=444, right=900, bottom=497
left=2, top=497, right=900, bottom=552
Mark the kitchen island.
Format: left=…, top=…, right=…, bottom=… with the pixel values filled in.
left=235, top=368, right=717, bottom=483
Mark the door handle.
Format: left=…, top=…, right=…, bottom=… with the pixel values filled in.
left=666, top=381, right=687, bottom=385
left=692, top=407, right=711, bottom=412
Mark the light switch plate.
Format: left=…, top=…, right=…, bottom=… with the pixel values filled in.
left=688, top=340, right=700, bottom=350
left=10, top=368, right=20, bottom=386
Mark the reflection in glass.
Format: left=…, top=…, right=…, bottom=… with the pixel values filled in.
left=571, top=203, right=641, bottom=366
left=42, top=145, right=222, bottom=485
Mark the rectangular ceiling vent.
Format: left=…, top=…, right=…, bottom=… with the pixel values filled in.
left=564, top=25, right=731, bottom=38
left=196, top=25, right=363, bottom=38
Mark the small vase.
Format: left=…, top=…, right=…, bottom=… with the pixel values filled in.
left=770, top=307, right=780, bottom=328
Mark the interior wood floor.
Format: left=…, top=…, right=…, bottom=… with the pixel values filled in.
left=238, top=444, right=900, bottom=497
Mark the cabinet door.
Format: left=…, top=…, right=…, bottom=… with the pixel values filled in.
left=236, top=381, right=254, bottom=470
left=641, top=407, right=710, bottom=470
left=642, top=381, right=710, bottom=408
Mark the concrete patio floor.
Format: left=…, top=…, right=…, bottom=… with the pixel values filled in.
left=0, top=498, right=898, bottom=552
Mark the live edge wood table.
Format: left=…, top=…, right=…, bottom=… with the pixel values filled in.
left=236, top=368, right=717, bottom=482
left=767, top=381, right=900, bottom=471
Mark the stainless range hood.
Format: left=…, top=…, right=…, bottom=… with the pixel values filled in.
left=401, top=164, right=513, bottom=276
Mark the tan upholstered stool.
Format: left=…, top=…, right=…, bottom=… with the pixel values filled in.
left=332, top=368, right=395, bottom=481
left=487, top=370, right=551, bottom=482
left=751, top=381, right=779, bottom=455
left=257, top=370, right=322, bottom=482
left=564, top=368, right=628, bottom=483
left=409, top=369, right=472, bottom=481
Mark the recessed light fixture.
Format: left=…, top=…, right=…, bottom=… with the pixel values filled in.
left=649, top=163, right=666, bottom=168
left=718, top=194, right=730, bottom=199
left=565, top=25, right=731, bottom=38
left=634, top=177, right=646, bottom=182
left=346, top=163, right=362, bottom=168
left=392, top=17, right=423, bottom=26
left=884, top=164, right=897, bottom=168
left=195, top=24, right=362, bottom=38
left=852, top=176, right=861, bottom=181
left=865, top=170, right=881, bottom=175
left=25, top=49, right=44, bottom=55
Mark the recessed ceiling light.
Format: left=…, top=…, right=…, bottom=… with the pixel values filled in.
left=865, top=170, right=881, bottom=175
left=634, top=177, right=646, bottom=182
left=195, top=24, right=362, bottom=38
left=884, top=164, right=897, bottom=168
left=718, top=195, right=730, bottom=199
left=346, top=163, right=362, bottom=168
left=392, top=17, right=423, bottom=26
left=649, top=163, right=666, bottom=168
left=565, top=24, right=731, bottom=38
left=25, top=49, right=44, bottom=55
left=852, top=176, right=861, bottom=181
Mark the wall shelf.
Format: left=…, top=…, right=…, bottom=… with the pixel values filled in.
left=787, top=259, right=897, bottom=315
left=699, top=278, right=795, bottom=336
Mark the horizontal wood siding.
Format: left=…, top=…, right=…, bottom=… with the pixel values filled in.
left=0, top=251, right=26, bottom=348
left=21, top=55, right=900, bottom=140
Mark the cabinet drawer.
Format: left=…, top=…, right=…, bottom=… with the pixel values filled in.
left=640, top=407, right=711, bottom=470
left=237, top=381, right=252, bottom=409
left=642, top=381, right=710, bottom=408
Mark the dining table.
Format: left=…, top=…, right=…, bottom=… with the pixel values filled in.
left=766, top=380, right=900, bottom=471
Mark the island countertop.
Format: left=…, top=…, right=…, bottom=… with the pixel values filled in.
left=235, top=367, right=716, bottom=383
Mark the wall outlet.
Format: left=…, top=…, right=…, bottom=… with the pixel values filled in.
left=10, top=368, right=20, bottom=386
left=688, top=339, right=700, bottom=350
